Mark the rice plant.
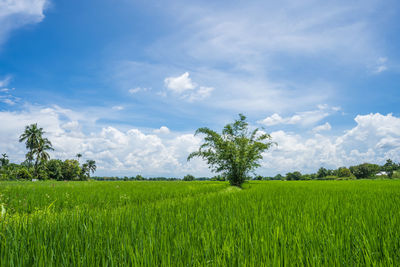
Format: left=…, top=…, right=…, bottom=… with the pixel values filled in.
left=0, top=180, right=399, bottom=266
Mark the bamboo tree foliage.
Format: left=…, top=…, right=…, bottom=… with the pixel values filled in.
left=188, top=114, right=275, bottom=187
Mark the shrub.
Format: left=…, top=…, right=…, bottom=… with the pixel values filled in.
left=61, top=160, right=81, bottom=180
left=286, top=171, right=302, bottom=180
left=337, top=167, right=352, bottom=178
left=183, top=174, right=195, bottom=181
left=350, top=163, right=380, bottom=179
left=16, top=167, right=32, bottom=180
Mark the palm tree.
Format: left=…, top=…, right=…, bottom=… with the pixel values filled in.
left=34, top=138, right=54, bottom=162
left=76, top=153, right=82, bottom=163
left=32, top=138, right=54, bottom=179
left=19, top=124, right=43, bottom=150
left=85, top=160, right=96, bottom=179
left=0, top=153, right=9, bottom=167
left=19, top=124, right=53, bottom=179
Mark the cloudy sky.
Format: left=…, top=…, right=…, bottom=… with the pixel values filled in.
left=0, top=0, right=399, bottom=177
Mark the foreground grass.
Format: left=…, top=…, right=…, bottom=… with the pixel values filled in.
left=0, top=180, right=399, bottom=266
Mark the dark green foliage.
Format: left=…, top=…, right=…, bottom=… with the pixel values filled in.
left=392, top=171, right=400, bottom=179
left=211, top=175, right=226, bottom=181
left=183, top=174, right=195, bottom=181
left=19, top=123, right=54, bottom=179
left=61, top=159, right=81, bottom=180
left=0, top=125, right=97, bottom=181
left=0, top=153, right=9, bottom=167
left=46, top=159, right=64, bottom=180
left=317, top=167, right=328, bottom=178
left=286, top=171, right=302, bottom=180
left=135, top=174, right=145, bottom=180
left=188, top=114, right=274, bottom=187
left=301, top=174, right=312, bottom=180
left=81, top=159, right=96, bottom=180
left=337, top=167, right=352, bottom=178
left=382, top=159, right=399, bottom=178
left=16, top=167, right=32, bottom=180
left=350, top=163, right=380, bottom=179
left=254, top=175, right=263, bottom=180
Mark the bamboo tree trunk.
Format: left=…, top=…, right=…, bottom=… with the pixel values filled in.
left=34, top=155, right=39, bottom=179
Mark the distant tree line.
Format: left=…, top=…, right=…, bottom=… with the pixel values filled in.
left=69, top=159, right=400, bottom=182
left=2, top=123, right=399, bottom=183
left=252, top=159, right=400, bottom=181
left=0, top=124, right=96, bottom=181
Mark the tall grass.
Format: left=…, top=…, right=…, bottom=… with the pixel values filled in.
left=0, top=180, right=399, bottom=266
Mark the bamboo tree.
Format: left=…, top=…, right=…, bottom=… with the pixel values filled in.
left=188, top=114, right=275, bottom=187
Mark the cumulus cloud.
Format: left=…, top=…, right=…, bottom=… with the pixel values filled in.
left=258, top=105, right=339, bottom=127
left=153, top=126, right=170, bottom=134
left=312, top=122, right=331, bottom=133
left=164, top=72, right=196, bottom=94
left=0, top=0, right=48, bottom=46
left=0, top=105, right=208, bottom=177
left=1, top=105, right=399, bottom=177
left=164, top=72, right=214, bottom=102
left=187, top=86, right=214, bottom=102
left=259, top=113, right=400, bottom=174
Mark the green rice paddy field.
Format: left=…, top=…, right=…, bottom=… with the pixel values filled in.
left=0, top=180, right=399, bottom=266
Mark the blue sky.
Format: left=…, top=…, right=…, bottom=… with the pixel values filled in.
left=0, top=0, right=400, bottom=177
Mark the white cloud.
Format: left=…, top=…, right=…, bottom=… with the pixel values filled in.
left=373, top=57, right=388, bottom=73
left=153, top=126, right=170, bottom=134
left=312, top=122, right=332, bottom=132
left=0, top=98, right=15, bottom=105
left=0, top=75, right=11, bottom=87
left=259, top=113, right=400, bottom=174
left=156, top=0, right=384, bottom=71
left=128, top=88, right=140, bottom=94
left=1, top=105, right=399, bottom=177
left=164, top=72, right=196, bottom=94
left=112, top=105, right=124, bottom=111
left=164, top=72, right=214, bottom=102
left=0, top=76, right=18, bottom=106
left=0, top=105, right=209, bottom=177
left=113, top=0, right=391, bottom=116
left=0, top=0, right=48, bottom=46
left=128, top=87, right=148, bottom=94
left=187, top=86, right=214, bottom=102
left=258, top=105, right=338, bottom=127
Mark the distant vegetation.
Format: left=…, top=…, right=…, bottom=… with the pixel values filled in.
left=276, top=159, right=400, bottom=180
left=0, top=123, right=96, bottom=181
left=1, top=121, right=399, bottom=182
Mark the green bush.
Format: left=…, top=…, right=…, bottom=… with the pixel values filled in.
left=392, top=171, right=400, bottom=179
left=338, top=167, right=352, bottom=177
left=16, top=167, right=32, bottom=180
left=47, top=159, right=63, bottom=180
left=286, top=171, right=302, bottom=180
left=61, top=159, right=81, bottom=180
left=350, top=163, right=380, bottom=179
left=183, top=174, right=195, bottom=181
